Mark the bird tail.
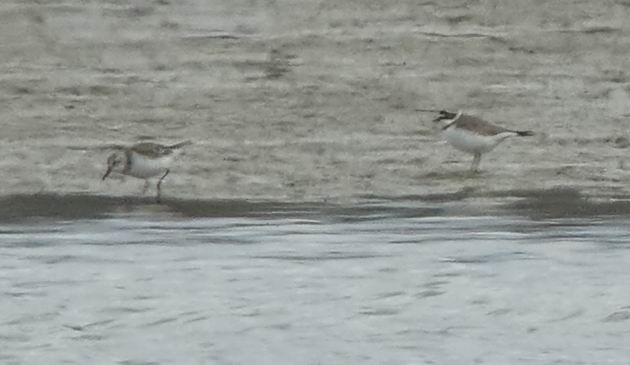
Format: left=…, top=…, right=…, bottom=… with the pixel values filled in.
left=167, top=140, right=193, bottom=149
left=515, top=130, right=534, bottom=137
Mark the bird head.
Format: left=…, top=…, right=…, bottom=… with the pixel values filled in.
left=102, top=151, right=127, bottom=180
left=433, top=110, right=458, bottom=123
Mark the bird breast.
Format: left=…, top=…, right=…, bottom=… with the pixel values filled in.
left=126, top=153, right=171, bottom=179
left=442, top=127, right=516, bottom=154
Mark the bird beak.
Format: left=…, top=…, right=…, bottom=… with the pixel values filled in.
left=432, top=116, right=443, bottom=122
left=102, top=167, right=112, bottom=181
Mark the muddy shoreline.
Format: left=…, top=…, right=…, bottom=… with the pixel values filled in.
left=2, top=1, right=630, bottom=204
left=2, top=187, right=630, bottom=222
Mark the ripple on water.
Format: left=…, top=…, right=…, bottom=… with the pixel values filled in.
left=2, top=193, right=630, bottom=364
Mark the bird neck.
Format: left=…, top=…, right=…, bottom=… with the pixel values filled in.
left=122, top=150, right=133, bottom=174
left=441, top=111, right=463, bottom=130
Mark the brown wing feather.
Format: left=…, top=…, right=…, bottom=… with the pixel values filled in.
left=130, top=142, right=173, bottom=158
left=453, top=114, right=511, bottom=136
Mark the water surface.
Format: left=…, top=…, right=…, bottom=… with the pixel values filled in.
left=2, top=193, right=630, bottom=364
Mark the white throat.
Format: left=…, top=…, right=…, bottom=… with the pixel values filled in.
left=441, top=111, right=463, bottom=127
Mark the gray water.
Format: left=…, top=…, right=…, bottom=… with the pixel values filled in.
left=2, top=192, right=630, bottom=364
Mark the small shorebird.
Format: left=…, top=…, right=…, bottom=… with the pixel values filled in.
left=424, top=110, right=534, bottom=173
left=102, top=140, right=192, bottom=202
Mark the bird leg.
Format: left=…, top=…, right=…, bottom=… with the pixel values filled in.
left=141, top=180, right=150, bottom=195
left=470, top=153, right=482, bottom=174
left=155, top=169, right=170, bottom=203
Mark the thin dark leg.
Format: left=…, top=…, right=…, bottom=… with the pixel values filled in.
left=141, top=180, right=150, bottom=195
left=156, top=169, right=170, bottom=203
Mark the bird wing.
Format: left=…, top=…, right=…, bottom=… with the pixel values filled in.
left=130, top=142, right=173, bottom=158
left=167, top=140, right=192, bottom=149
left=454, top=114, right=511, bottom=136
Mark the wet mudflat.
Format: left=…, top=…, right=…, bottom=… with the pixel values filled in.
left=2, top=0, right=630, bottom=201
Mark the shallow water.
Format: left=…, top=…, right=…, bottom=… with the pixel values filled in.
left=2, top=194, right=630, bottom=364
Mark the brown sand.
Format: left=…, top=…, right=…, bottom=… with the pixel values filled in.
left=2, top=1, right=630, bottom=203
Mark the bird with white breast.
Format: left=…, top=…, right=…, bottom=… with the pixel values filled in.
left=423, top=109, right=534, bottom=173
left=102, top=140, right=192, bottom=202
